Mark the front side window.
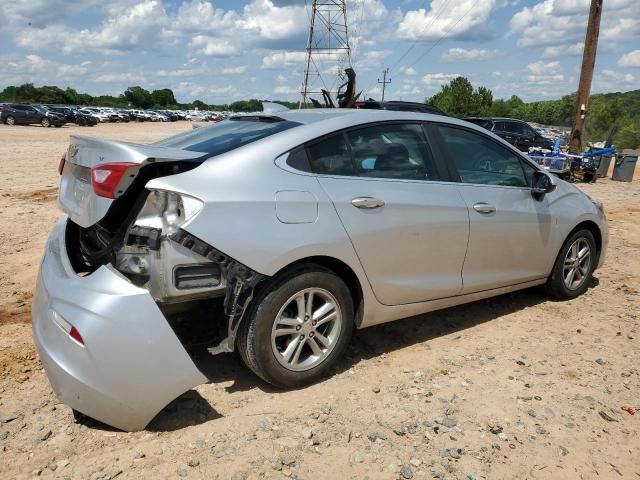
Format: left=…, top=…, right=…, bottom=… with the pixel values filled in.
left=347, top=124, right=435, bottom=180
left=436, top=125, right=528, bottom=187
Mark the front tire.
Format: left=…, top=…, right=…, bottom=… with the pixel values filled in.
left=237, top=265, right=353, bottom=389
left=546, top=229, right=596, bottom=299
left=5, top=115, right=16, bottom=125
left=41, top=117, right=51, bottom=127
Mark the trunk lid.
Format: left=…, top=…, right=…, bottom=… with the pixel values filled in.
left=59, top=135, right=204, bottom=228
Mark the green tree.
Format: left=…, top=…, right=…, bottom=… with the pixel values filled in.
left=427, top=77, right=492, bottom=117
left=151, top=88, right=177, bottom=107
left=124, top=86, right=153, bottom=109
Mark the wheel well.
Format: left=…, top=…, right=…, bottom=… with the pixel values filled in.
left=569, top=220, right=602, bottom=262
left=273, top=256, right=364, bottom=327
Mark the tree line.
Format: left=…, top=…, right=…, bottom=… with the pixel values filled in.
left=0, top=84, right=303, bottom=112
left=427, top=76, right=640, bottom=150
left=1, top=80, right=638, bottom=149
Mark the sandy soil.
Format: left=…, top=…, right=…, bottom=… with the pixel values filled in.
left=0, top=122, right=638, bottom=480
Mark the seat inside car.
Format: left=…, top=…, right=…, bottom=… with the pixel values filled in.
left=366, top=143, right=425, bottom=179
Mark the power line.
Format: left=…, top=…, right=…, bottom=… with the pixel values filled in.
left=390, top=0, right=453, bottom=72
left=404, top=2, right=477, bottom=72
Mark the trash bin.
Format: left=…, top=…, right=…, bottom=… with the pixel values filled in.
left=612, top=151, right=638, bottom=182
left=596, top=154, right=613, bottom=178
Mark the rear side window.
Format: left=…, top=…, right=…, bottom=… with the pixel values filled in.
left=436, top=126, right=527, bottom=187
left=153, top=117, right=301, bottom=156
left=307, top=134, right=355, bottom=176
left=347, top=124, right=435, bottom=180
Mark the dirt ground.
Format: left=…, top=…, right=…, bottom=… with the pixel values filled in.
left=0, top=122, right=638, bottom=480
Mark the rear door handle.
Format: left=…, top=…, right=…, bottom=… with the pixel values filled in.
left=352, top=197, right=385, bottom=209
left=473, top=202, right=496, bottom=214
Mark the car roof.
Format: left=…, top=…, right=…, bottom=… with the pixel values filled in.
left=467, top=117, right=530, bottom=123
left=244, top=109, right=498, bottom=147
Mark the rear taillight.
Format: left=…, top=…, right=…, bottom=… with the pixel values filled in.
left=91, top=162, right=137, bottom=199
left=58, top=153, right=66, bottom=175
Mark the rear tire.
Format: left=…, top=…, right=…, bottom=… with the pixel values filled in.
left=545, top=229, right=596, bottom=299
left=41, top=117, right=51, bottom=128
left=237, top=264, right=353, bottom=389
left=5, top=116, right=16, bottom=125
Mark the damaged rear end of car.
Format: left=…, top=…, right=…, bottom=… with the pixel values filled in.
left=34, top=119, right=297, bottom=430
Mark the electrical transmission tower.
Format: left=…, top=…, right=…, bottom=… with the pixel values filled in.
left=300, top=0, right=352, bottom=107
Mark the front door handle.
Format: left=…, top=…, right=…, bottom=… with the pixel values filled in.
left=473, top=202, right=496, bottom=214
left=352, top=197, right=385, bottom=209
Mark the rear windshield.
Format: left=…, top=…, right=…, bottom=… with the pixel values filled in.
left=153, top=117, right=301, bottom=156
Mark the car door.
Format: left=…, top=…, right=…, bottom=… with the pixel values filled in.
left=492, top=121, right=514, bottom=146
left=311, top=123, right=469, bottom=306
left=428, top=123, right=553, bottom=293
left=9, top=105, right=27, bottom=123
left=26, top=106, right=40, bottom=124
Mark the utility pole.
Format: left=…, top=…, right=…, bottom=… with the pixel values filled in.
left=299, top=0, right=352, bottom=108
left=378, top=68, right=391, bottom=103
left=569, top=0, right=602, bottom=153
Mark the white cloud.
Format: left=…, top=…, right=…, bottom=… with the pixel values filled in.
left=237, top=0, right=306, bottom=40
left=601, top=69, right=635, bottom=83
left=526, top=60, right=565, bottom=85
left=543, top=42, right=584, bottom=58
left=221, top=65, right=248, bottom=74
left=171, top=0, right=239, bottom=35
left=400, top=66, right=417, bottom=75
left=441, top=48, right=495, bottom=62
left=261, top=51, right=306, bottom=69
left=527, top=60, right=560, bottom=75
left=397, top=0, right=509, bottom=41
left=16, top=0, right=170, bottom=55
left=273, top=85, right=299, bottom=95
left=94, top=73, right=146, bottom=83
left=510, top=0, right=638, bottom=48
left=422, top=73, right=461, bottom=85
left=190, top=35, right=239, bottom=56
left=618, top=49, right=640, bottom=67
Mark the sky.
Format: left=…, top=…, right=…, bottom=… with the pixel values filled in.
left=0, top=0, right=639, bottom=105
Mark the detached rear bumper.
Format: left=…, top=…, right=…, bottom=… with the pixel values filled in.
left=32, top=218, right=207, bottom=431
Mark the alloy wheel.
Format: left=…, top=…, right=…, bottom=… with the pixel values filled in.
left=271, top=288, right=342, bottom=372
left=6, top=116, right=15, bottom=125
left=563, top=237, right=591, bottom=290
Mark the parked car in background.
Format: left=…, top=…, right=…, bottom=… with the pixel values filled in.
left=83, top=108, right=111, bottom=123
left=34, top=109, right=607, bottom=431
left=1, top=104, right=66, bottom=127
left=355, top=100, right=447, bottom=116
left=147, top=111, right=168, bottom=122
left=46, top=106, right=97, bottom=126
left=465, top=117, right=554, bottom=152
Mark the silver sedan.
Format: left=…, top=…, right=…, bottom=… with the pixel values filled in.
left=33, top=108, right=608, bottom=430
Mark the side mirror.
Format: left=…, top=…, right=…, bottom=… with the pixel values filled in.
left=532, top=170, right=556, bottom=200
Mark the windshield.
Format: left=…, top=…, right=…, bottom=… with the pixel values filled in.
left=153, top=117, right=301, bottom=156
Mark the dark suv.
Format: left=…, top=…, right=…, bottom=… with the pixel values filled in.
left=465, top=117, right=553, bottom=152
left=1, top=104, right=66, bottom=127
left=355, top=100, right=447, bottom=116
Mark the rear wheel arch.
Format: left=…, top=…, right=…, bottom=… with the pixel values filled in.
left=267, top=256, right=364, bottom=328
